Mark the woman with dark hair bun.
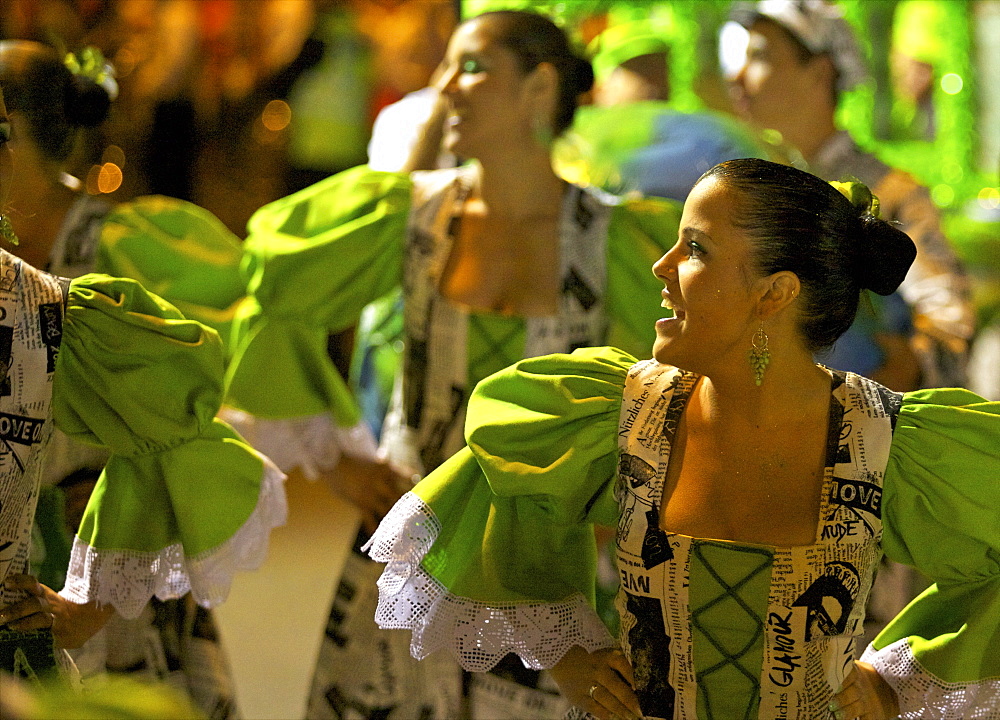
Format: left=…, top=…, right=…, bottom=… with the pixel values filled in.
left=0, top=81, right=285, bottom=690
left=223, top=8, right=681, bottom=718
left=365, top=158, right=1000, bottom=720
left=0, top=40, right=245, bottom=328
left=0, top=39, right=259, bottom=717
left=0, top=42, right=111, bottom=168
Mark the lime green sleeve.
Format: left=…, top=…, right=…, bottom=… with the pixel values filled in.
left=365, top=346, right=635, bottom=671
left=862, top=388, right=1000, bottom=715
left=225, top=166, right=413, bottom=422
left=605, top=196, right=681, bottom=359
left=96, top=195, right=247, bottom=343
left=53, top=275, right=286, bottom=619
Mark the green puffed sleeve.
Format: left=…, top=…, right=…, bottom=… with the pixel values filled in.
left=860, top=388, right=1000, bottom=717
left=96, top=195, right=247, bottom=343
left=53, top=275, right=287, bottom=619
left=605, top=197, right=681, bottom=359
left=365, top=346, right=635, bottom=672
left=225, top=166, right=413, bottom=422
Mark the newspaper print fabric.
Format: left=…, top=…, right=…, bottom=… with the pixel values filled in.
left=45, top=193, right=112, bottom=277
left=383, top=165, right=611, bottom=476
left=310, top=169, right=615, bottom=720
left=0, top=251, right=65, bottom=610
left=614, top=360, right=901, bottom=720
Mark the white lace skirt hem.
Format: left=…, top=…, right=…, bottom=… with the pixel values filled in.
left=59, top=454, right=287, bottom=619
left=363, top=491, right=616, bottom=673
left=861, top=639, right=1000, bottom=718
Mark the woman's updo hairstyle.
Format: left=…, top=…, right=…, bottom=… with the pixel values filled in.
left=699, top=158, right=917, bottom=352
left=475, top=10, right=593, bottom=136
left=0, top=40, right=113, bottom=163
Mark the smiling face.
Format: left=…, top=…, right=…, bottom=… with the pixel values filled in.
left=651, top=176, right=764, bottom=373
left=437, top=16, right=537, bottom=160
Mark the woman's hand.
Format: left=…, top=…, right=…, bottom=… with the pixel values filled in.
left=830, top=660, right=900, bottom=720
left=549, top=645, right=643, bottom=720
left=327, top=454, right=409, bottom=534
left=0, top=574, right=114, bottom=649
left=401, top=86, right=450, bottom=173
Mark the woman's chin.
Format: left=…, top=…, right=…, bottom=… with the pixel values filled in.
left=652, top=339, right=675, bottom=366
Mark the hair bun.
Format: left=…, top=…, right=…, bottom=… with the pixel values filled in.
left=830, top=179, right=916, bottom=295
left=65, top=74, right=112, bottom=127
left=570, top=55, right=595, bottom=95
left=853, top=215, right=917, bottom=295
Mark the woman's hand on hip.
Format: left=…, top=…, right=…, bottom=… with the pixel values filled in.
left=0, top=574, right=113, bottom=649
left=550, top=644, right=643, bottom=720
left=830, top=660, right=900, bottom=720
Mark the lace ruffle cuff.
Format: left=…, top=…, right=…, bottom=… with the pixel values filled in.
left=861, top=639, right=1000, bottom=719
left=364, top=491, right=616, bottom=672
left=59, top=455, right=287, bottom=619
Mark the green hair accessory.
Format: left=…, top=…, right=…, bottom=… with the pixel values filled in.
left=64, top=47, right=119, bottom=100
left=830, top=179, right=880, bottom=219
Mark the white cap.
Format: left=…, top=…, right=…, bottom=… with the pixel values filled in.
left=730, top=0, right=868, bottom=92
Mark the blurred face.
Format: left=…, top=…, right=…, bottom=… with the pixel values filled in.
left=594, top=53, right=669, bottom=107
left=730, top=19, right=826, bottom=136
left=651, top=176, right=761, bottom=372
left=437, top=16, right=534, bottom=159
left=0, top=90, right=11, bottom=210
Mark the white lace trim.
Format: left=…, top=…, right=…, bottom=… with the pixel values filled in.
left=59, top=454, right=287, bottom=619
left=218, top=408, right=378, bottom=479
left=862, top=639, right=1000, bottom=718
left=364, top=491, right=616, bottom=672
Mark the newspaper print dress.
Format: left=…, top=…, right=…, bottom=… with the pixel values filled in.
left=308, top=167, right=636, bottom=720
left=0, top=253, right=74, bottom=676
left=0, top=253, right=68, bottom=614
left=367, top=346, right=1000, bottom=720
left=1, top=246, right=286, bottom=684
left=615, top=359, right=901, bottom=720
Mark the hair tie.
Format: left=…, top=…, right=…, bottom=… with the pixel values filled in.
left=64, top=46, right=119, bottom=101
left=829, top=180, right=880, bottom=219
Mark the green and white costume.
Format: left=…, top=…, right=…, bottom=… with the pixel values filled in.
left=28, top=192, right=259, bottom=713
left=225, top=164, right=679, bottom=478
left=47, top=190, right=246, bottom=342
left=366, top=347, right=1000, bottom=720
left=223, top=165, right=680, bottom=718
left=0, top=248, right=285, bottom=623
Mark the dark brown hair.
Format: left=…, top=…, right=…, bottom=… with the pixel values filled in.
left=473, top=10, right=593, bottom=136
left=699, top=158, right=916, bottom=351
left=0, top=40, right=111, bottom=163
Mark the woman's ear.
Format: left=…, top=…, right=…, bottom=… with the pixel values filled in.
left=522, top=61, right=558, bottom=116
left=757, top=270, right=801, bottom=319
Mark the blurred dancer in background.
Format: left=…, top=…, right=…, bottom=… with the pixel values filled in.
left=0, top=40, right=252, bottom=717
left=223, top=10, right=681, bottom=719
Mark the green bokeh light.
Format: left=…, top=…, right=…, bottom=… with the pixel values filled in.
left=932, top=183, right=956, bottom=207
left=941, top=73, right=964, bottom=95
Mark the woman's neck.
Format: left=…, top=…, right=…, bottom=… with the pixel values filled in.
left=471, top=149, right=565, bottom=220
left=696, top=342, right=830, bottom=427
left=7, top=161, right=78, bottom=269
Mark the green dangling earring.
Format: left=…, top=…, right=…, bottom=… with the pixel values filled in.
left=0, top=214, right=18, bottom=246
left=749, top=322, right=770, bottom=386
left=531, top=114, right=554, bottom=148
